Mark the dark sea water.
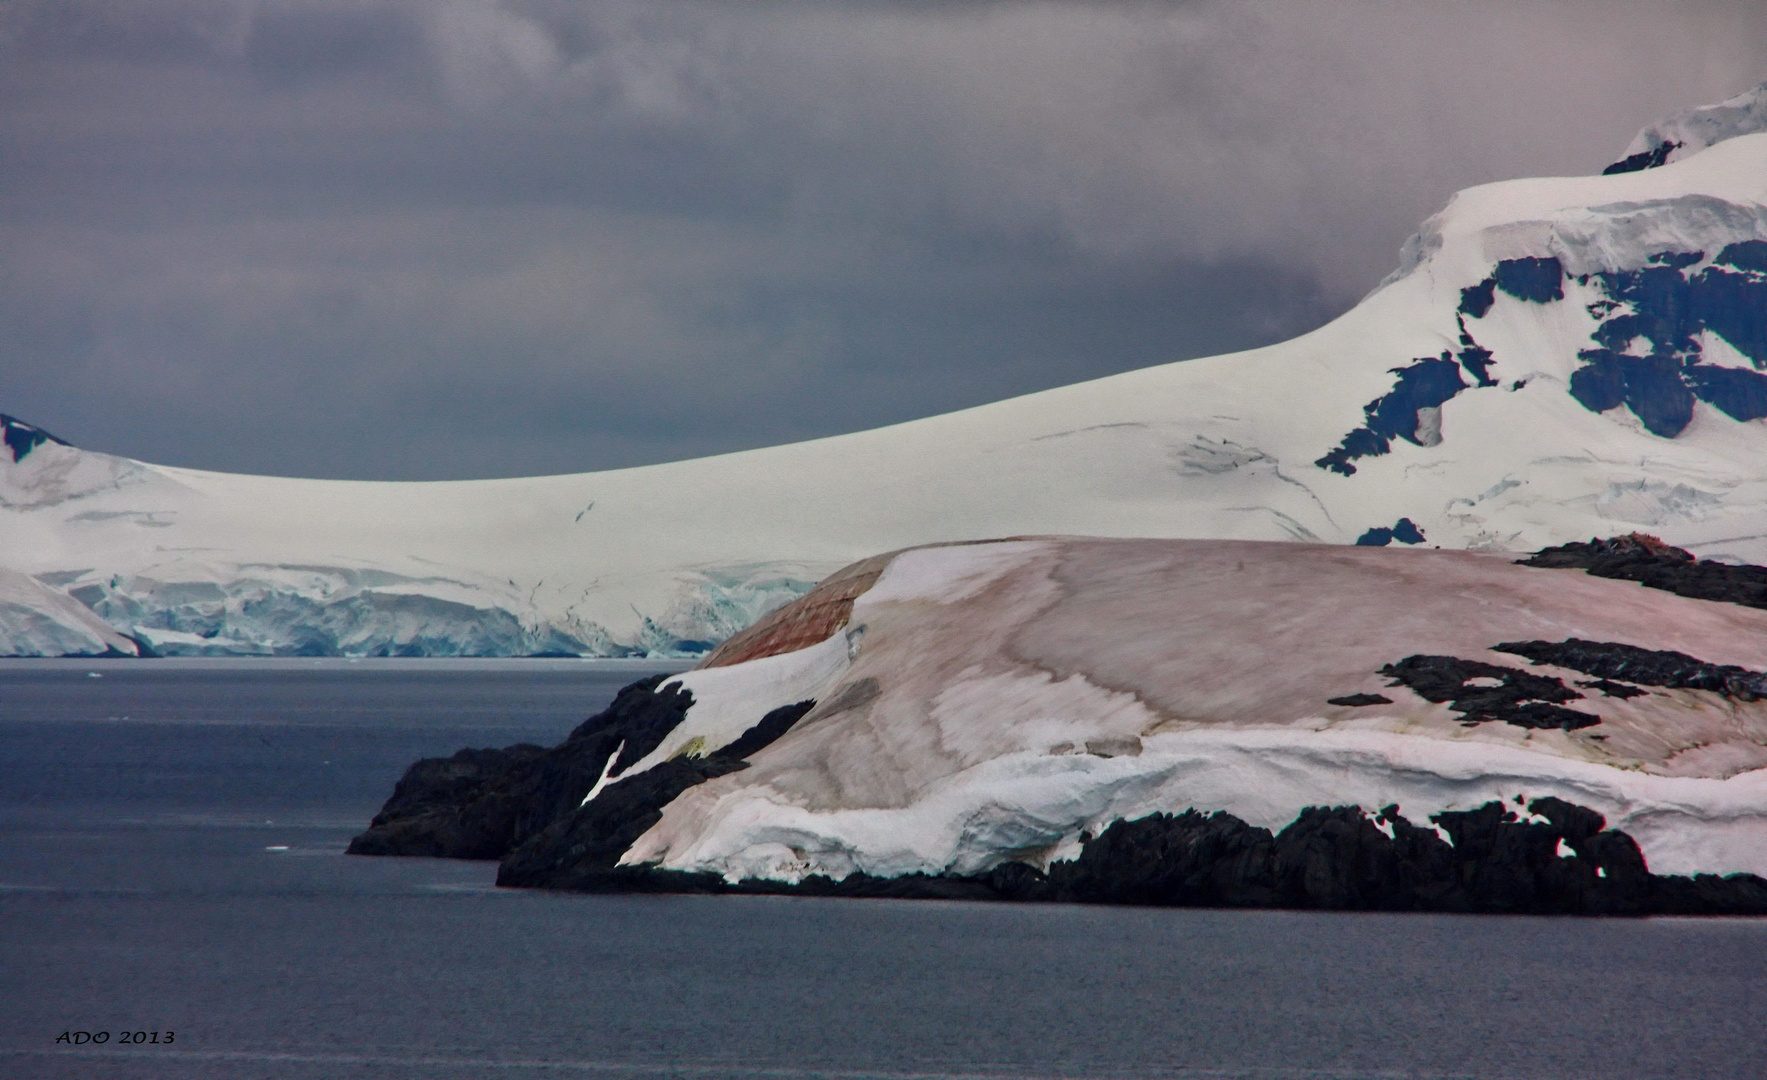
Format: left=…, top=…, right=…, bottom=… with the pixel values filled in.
left=2, top=660, right=1764, bottom=1080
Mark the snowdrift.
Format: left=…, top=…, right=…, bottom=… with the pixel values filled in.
left=7, top=85, right=1767, bottom=655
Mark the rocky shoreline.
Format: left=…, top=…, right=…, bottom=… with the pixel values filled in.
left=350, top=662, right=1767, bottom=916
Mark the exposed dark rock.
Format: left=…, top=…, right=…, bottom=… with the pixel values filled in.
left=990, top=797, right=1761, bottom=915
left=1449, top=241, right=1767, bottom=437
left=1602, top=139, right=1680, bottom=174
left=497, top=756, right=753, bottom=889
left=1559, top=249, right=1767, bottom=434
left=342, top=743, right=548, bottom=859
left=496, top=698, right=817, bottom=889
left=0, top=413, right=70, bottom=463
left=1317, top=354, right=1468, bottom=476
left=1377, top=654, right=1600, bottom=730
left=537, top=799, right=1767, bottom=916
left=1457, top=344, right=1497, bottom=387
left=1327, top=693, right=1393, bottom=707
left=1579, top=679, right=1648, bottom=699
left=1494, top=257, right=1564, bottom=303
left=1459, top=277, right=1497, bottom=317
left=1569, top=350, right=1695, bottom=436
left=1355, top=517, right=1426, bottom=547
left=1518, top=533, right=1767, bottom=611
left=347, top=674, right=696, bottom=859
left=718, top=698, right=819, bottom=760
left=1494, top=638, right=1767, bottom=700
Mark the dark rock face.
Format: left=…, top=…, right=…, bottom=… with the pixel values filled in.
left=1558, top=246, right=1767, bottom=436
left=0, top=413, right=70, bottom=463
left=1603, top=139, right=1680, bottom=174
left=347, top=674, right=696, bottom=859
left=1355, top=517, right=1426, bottom=547
left=1495, top=638, right=1767, bottom=700
left=1316, top=354, right=1469, bottom=476
left=557, top=800, right=1767, bottom=917
left=342, top=744, right=549, bottom=859
left=348, top=674, right=817, bottom=886
left=1023, top=797, right=1767, bottom=914
left=1493, top=256, right=1565, bottom=303
left=1376, top=654, right=1599, bottom=731
left=1518, top=533, right=1767, bottom=611
left=497, top=757, right=753, bottom=891
left=1459, top=278, right=1497, bottom=318
left=496, top=699, right=816, bottom=890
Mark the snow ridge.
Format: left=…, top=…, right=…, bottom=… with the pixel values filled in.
left=1607, top=82, right=1767, bottom=173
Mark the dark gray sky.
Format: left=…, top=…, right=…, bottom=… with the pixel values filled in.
left=5, top=1, right=1765, bottom=480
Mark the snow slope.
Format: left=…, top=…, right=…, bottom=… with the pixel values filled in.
left=0, top=565, right=140, bottom=657
left=613, top=538, right=1767, bottom=883
left=6, top=86, right=1767, bottom=655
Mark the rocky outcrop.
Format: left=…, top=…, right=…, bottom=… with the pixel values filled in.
left=1005, top=798, right=1767, bottom=915
left=496, top=699, right=816, bottom=890
left=347, top=674, right=695, bottom=858
left=1519, top=533, right=1767, bottom=611
left=495, top=796, right=1767, bottom=916
left=1494, top=638, right=1767, bottom=699
left=1376, top=654, right=1599, bottom=730
left=348, top=676, right=817, bottom=871
left=1368, top=636, right=1767, bottom=729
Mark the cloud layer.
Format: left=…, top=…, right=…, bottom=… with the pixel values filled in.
left=4, top=1, right=1764, bottom=479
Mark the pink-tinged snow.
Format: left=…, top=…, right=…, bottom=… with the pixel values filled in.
left=617, top=539, right=1767, bottom=883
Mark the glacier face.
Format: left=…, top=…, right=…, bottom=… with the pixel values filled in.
left=8, top=88, right=1767, bottom=655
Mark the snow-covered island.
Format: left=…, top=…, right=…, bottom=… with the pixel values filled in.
left=352, top=534, right=1767, bottom=914
left=6, top=85, right=1767, bottom=657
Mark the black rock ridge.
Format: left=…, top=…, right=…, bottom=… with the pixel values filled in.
left=1519, top=533, right=1767, bottom=610
left=497, top=797, right=1767, bottom=917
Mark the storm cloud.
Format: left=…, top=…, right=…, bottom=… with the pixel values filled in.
left=4, top=1, right=1764, bottom=479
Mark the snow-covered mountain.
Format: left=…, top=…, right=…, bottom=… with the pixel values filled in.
left=6, top=85, right=1767, bottom=657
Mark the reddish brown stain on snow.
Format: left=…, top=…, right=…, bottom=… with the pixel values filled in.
left=698, top=552, right=895, bottom=668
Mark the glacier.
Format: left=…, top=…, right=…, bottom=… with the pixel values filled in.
left=9, top=85, right=1767, bottom=655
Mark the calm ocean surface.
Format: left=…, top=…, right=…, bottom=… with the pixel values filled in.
left=2, top=659, right=1764, bottom=1080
